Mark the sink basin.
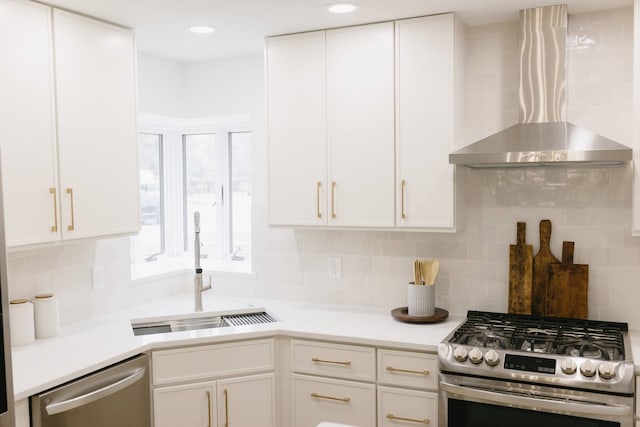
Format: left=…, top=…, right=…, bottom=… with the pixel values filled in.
left=131, top=308, right=277, bottom=336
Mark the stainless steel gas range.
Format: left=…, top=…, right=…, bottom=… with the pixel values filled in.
left=438, top=311, right=635, bottom=427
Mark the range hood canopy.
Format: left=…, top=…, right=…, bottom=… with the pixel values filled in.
left=449, top=4, right=632, bottom=168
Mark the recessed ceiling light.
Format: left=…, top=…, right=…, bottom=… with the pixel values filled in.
left=189, top=25, right=216, bottom=34
left=327, top=3, right=358, bottom=14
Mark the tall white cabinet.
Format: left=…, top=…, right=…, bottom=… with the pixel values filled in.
left=267, top=16, right=462, bottom=230
left=0, top=0, right=58, bottom=246
left=266, top=31, right=327, bottom=226
left=395, top=14, right=463, bottom=230
left=53, top=9, right=139, bottom=240
left=326, top=22, right=395, bottom=228
left=0, top=0, right=139, bottom=247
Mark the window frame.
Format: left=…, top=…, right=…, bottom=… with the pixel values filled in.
left=132, top=114, right=252, bottom=279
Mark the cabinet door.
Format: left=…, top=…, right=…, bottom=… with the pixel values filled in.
left=53, top=9, right=139, bottom=240
left=0, top=0, right=59, bottom=246
left=267, top=31, right=327, bottom=226
left=292, top=374, right=376, bottom=427
left=217, top=373, right=276, bottom=427
left=326, top=22, right=395, bottom=228
left=154, top=382, right=216, bottom=427
left=396, top=14, right=456, bottom=229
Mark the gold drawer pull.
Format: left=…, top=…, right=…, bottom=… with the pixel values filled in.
left=310, top=392, right=350, bottom=402
left=50, top=188, right=58, bottom=232
left=316, top=181, right=322, bottom=219
left=66, top=188, right=75, bottom=231
left=223, top=388, right=229, bottom=427
left=387, top=413, right=429, bottom=424
left=206, top=390, right=212, bottom=427
left=331, top=181, right=336, bottom=219
left=401, top=179, right=407, bottom=219
left=386, top=366, right=429, bottom=375
left=312, top=357, right=352, bottom=366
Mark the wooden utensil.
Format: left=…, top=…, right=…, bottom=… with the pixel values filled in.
left=420, top=260, right=431, bottom=286
left=531, top=219, right=560, bottom=316
left=428, top=260, right=439, bottom=285
left=546, top=241, right=589, bottom=319
left=508, top=222, right=533, bottom=315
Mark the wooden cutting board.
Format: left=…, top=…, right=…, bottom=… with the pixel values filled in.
left=546, top=241, right=589, bottom=319
left=531, top=219, right=560, bottom=316
left=508, top=222, right=533, bottom=314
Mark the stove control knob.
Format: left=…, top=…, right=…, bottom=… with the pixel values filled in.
left=580, top=360, right=597, bottom=378
left=598, top=362, right=616, bottom=380
left=560, top=359, right=577, bottom=375
left=484, top=349, right=500, bottom=367
left=468, top=348, right=484, bottom=364
left=453, top=346, right=468, bottom=362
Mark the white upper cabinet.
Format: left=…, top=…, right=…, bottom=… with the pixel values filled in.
left=53, top=9, right=139, bottom=240
left=266, top=16, right=461, bottom=230
left=0, top=0, right=58, bottom=246
left=326, top=22, right=396, bottom=228
left=0, top=3, right=139, bottom=246
left=267, top=31, right=327, bottom=226
left=396, top=14, right=463, bottom=230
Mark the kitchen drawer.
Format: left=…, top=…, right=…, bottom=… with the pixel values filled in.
left=152, top=338, right=275, bottom=385
left=292, top=374, right=376, bottom=427
left=291, top=339, right=376, bottom=382
left=377, top=348, right=437, bottom=390
left=377, top=386, right=437, bottom=427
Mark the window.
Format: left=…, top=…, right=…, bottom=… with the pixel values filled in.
left=131, top=115, right=252, bottom=277
left=132, top=133, right=164, bottom=262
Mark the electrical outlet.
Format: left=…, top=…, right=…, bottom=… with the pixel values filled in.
left=328, top=257, right=342, bottom=279
left=92, top=266, right=105, bottom=290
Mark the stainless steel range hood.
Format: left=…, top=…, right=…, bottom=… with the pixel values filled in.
left=449, top=4, right=632, bottom=168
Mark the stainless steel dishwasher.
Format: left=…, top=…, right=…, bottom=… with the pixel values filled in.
left=31, top=353, right=151, bottom=427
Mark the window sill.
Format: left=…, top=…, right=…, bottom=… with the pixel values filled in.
left=130, top=256, right=253, bottom=283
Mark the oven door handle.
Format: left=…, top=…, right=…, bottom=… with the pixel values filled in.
left=440, top=381, right=631, bottom=418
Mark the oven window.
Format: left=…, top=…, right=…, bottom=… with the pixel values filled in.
left=449, top=399, right=619, bottom=427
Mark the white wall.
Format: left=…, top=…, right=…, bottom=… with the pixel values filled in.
left=136, top=53, right=185, bottom=117
left=8, top=8, right=639, bottom=328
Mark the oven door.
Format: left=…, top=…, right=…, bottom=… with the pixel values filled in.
left=439, top=373, right=633, bottom=427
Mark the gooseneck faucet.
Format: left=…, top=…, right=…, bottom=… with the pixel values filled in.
left=194, top=211, right=211, bottom=312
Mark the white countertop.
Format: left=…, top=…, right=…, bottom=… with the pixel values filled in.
left=11, top=293, right=463, bottom=401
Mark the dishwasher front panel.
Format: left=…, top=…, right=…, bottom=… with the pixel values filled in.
left=31, top=353, right=151, bottom=427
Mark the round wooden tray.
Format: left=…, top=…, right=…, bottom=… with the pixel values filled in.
left=391, top=307, right=449, bottom=324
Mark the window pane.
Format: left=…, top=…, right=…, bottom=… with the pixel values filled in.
left=183, top=134, right=219, bottom=258
left=230, top=132, right=251, bottom=261
left=133, top=133, right=163, bottom=261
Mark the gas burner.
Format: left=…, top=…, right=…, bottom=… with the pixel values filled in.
left=519, top=328, right=555, bottom=353
left=557, top=339, right=614, bottom=361
left=462, top=330, right=508, bottom=349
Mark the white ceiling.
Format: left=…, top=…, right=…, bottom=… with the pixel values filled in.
left=38, top=0, right=633, bottom=63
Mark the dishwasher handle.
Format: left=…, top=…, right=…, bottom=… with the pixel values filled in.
left=45, top=367, right=145, bottom=415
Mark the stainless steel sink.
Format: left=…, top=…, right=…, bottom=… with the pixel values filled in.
left=131, top=309, right=277, bottom=336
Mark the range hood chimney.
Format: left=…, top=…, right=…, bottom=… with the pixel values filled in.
left=449, top=4, right=632, bottom=168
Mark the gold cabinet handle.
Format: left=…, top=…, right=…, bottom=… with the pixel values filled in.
left=310, top=392, right=350, bottom=402
left=206, top=390, right=212, bottom=427
left=387, top=413, right=430, bottom=424
left=401, top=179, right=407, bottom=219
left=316, top=181, right=322, bottom=219
left=66, top=188, right=75, bottom=231
left=49, top=188, right=58, bottom=232
left=223, top=388, right=229, bottom=427
left=312, top=357, right=352, bottom=366
left=386, top=366, right=430, bottom=375
left=331, top=181, right=336, bottom=219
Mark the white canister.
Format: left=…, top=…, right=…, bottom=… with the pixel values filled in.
left=33, top=293, right=59, bottom=338
left=9, top=299, right=35, bottom=346
left=407, top=283, right=435, bottom=317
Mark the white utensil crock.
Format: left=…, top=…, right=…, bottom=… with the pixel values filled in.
left=407, top=283, right=435, bottom=317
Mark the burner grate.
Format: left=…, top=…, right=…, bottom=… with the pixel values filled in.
left=450, top=311, right=627, bottom=361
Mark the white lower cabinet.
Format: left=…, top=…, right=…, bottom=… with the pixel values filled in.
left=378, top=386, right=437, bottom=427
left=151, top=339, right=276, bottom=427
left=154, top=382, right=216, bottom=427
left=292, top=374, right=376, bottom=427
